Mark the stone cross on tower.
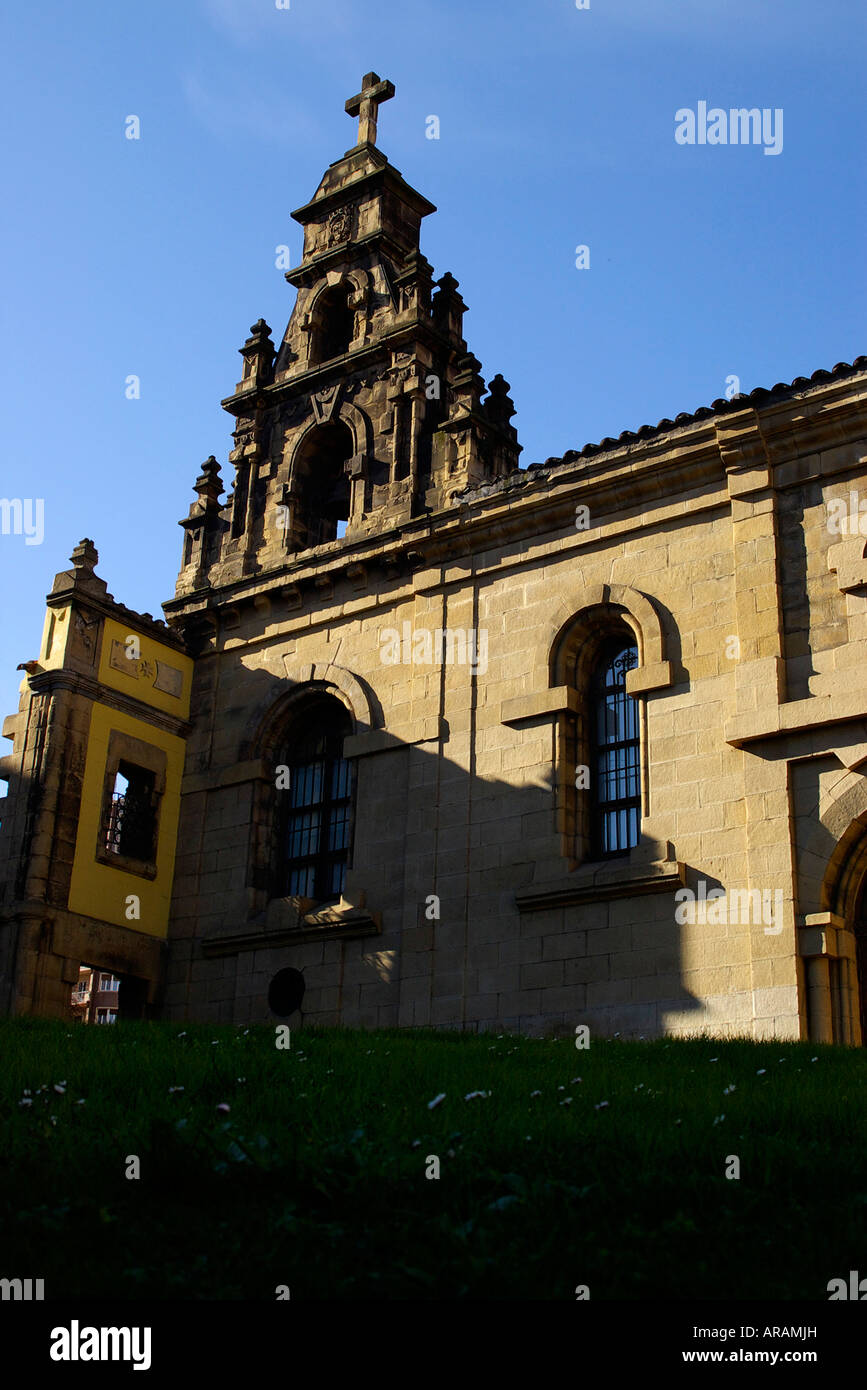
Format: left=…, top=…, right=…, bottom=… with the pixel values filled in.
left=345, top=72, right=395, bottom=148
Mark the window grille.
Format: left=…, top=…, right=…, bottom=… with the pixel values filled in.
left=591, top=641, right=640, bottom=857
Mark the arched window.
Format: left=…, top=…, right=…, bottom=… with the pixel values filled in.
left=590, top=638, right=640, bottom=857
left=311, top=284, right=355, bottom=364
left=274, top=697, right=355, bottom=902
left=546, top=595, right=663, bottom=869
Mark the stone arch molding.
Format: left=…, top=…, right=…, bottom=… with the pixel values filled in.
left=501, top=581, right=674, bottom=731
left=246, top=661, right=382, bottom=763
left=802, top=765, right=867, bottom=920
left=544, top=581, right=674, bottom=696
left=303, top=269, right=372, bottom=362
left=308, top=267, right=371, bottom=316
left=287, top=661, right=379, bottom=729
left=285, top=399, right=373, bottom=487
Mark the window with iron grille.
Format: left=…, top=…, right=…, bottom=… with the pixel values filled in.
left=277, top=703, right=354, bottom=903
left=591, top=639, right=641, bottom=857
left=104, top=762, right=157, bottom=863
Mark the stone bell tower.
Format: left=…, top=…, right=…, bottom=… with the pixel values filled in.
left=173, top=72, right=520, bottom=596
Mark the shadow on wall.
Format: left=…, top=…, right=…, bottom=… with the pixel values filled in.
left=160, top=646, right=708, bottom=1039
left=10, top=628, right=865, bottom=1037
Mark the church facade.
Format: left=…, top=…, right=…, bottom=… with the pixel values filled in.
left=2, top=75, right=867, bottom=1042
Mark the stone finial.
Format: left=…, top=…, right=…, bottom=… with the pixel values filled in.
left=238, top=319, right=275, bottom=389
left=394, top=250, right=434, bottom=316
left=432, top=273, right=467, bottom=340
left=484, top=374, right=517, bottom=429
left=452, top=352, right=485, bottom=407
left=345, top=72, right=395, bottom=148
left=70, top=539, right=98, bottom=573
left=52, top=535, right=108, bottom=600
left=194, top=456, right=224, bottom=506
left=240, top=319, right=274, bottom=355
left=435, top=271, right=460, bottom=297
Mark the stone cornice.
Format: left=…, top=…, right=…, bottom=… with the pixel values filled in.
left=165, top=369, right=867, bottom=633
left=26, top=670, right=192, bottom=740
left=290, top=159, right=436, bottom=226
left=161, top=481, right=731, bottom=633
left=530, top=365, right=866, bottom=480
left=283, top=230, right=424, bottom=288
left=222, top=317, right=453, bottom=416
left=46, top=587, right=187, bottom=652
left=726, top=691, right=867, bottom=748
left=516, top=857, right=686, bottom=911
left=502, top=688, right=580, bottom=726
left=201, top=910, right=381, bottom=956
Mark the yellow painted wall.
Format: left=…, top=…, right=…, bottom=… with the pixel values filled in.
left=68, top=704, right=187, bottom=939
left=98, top=617, right=193, bottom=719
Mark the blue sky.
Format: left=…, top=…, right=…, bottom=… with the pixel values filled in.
left=1, top=0, right=864, bottom=720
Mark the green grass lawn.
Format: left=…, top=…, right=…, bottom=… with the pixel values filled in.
left=1, top=1019, right=865, bottom=1300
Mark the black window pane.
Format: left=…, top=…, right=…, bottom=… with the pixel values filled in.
left=288, top=863, right=316, bottom=897
left=291, top=761, right=323, bottom=808
left=331, top=758, right=351, bottom=800
left=287, top=809, right=320, bottom=860
left=326, top=804, right=347, bottom=852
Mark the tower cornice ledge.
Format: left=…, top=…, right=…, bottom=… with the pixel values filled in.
left=283, top=228, right=426, bottom=287
left=220, top=322, right=455, bottom=415
left=290, top=160, right=436, bottom=227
